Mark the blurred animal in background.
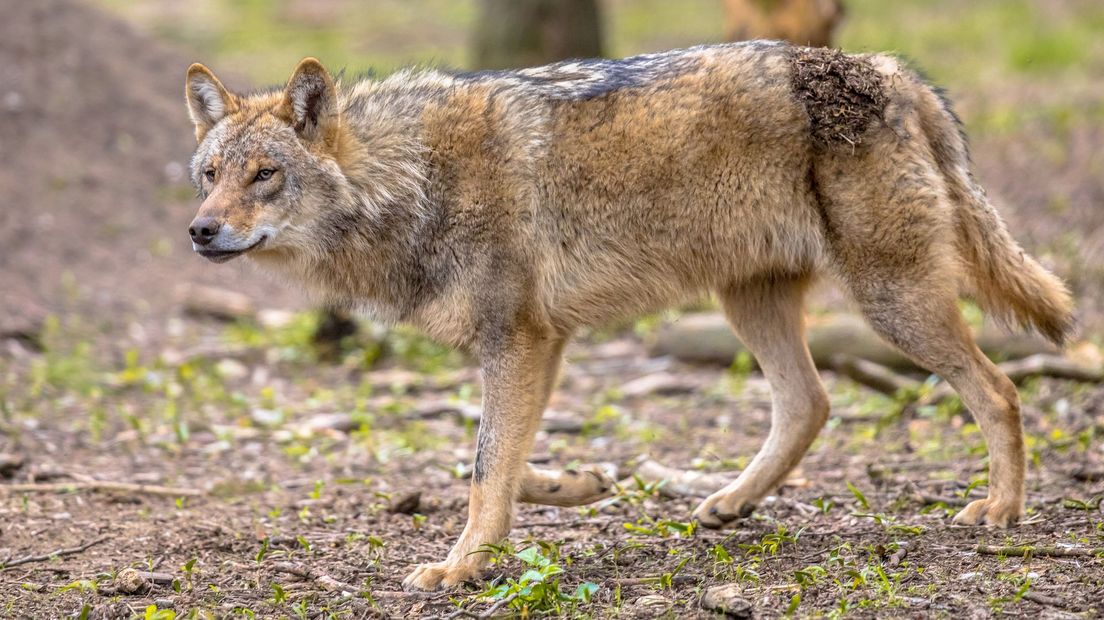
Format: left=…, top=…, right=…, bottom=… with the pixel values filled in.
left=724, top=0, right=844, bottom=47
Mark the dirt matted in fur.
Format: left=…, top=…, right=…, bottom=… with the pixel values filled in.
left=790, top=47, right=888, bottom=150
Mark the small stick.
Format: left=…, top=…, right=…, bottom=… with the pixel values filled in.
left=0, top=481, right=203, bottom=497
left=830, top=355, right=921, bottom=395
left=272, top=561, right=360, bottom=593
left=0, top=537, right=108, bottom=571
left=1022, top=591, right=1068, bottom=608
left=633, top=458, right=728, bottom=499
left=1000, top=354, right=1104, bottom=384
left=974, top=544, right=1103, bottom=558
left=918, top=493, right=968, bottom=507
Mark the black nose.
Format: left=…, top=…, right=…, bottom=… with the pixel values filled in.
left=188, top=216, right=221, bottom=246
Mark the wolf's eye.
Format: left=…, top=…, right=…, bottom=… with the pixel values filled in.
left=204, top=169, right=216, bottom=183
left=254, top=168, right=276, bottom=182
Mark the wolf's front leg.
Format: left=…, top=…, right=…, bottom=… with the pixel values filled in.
left=402, top=331, right=562, bottom=591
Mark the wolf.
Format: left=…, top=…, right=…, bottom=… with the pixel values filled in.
left=183, top=42, right=1073, bottom=590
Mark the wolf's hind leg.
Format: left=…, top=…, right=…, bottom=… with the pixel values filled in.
left=850, top=281, right=1025, bottom=526
left=693, top=276, right=829, bottom=528
left=814, top=133, right=1027, bottom=526
left=520, top=464, right=614, bottom=507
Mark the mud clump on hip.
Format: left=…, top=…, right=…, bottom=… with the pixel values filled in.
left=790, top=48, right=887, bottom=151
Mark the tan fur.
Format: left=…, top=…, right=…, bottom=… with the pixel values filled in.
left=183, top=44, right=1074, bottom=590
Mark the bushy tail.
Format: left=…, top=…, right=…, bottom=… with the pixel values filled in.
left=955, top=191, right=1074, bottom=345
left=912, top=78, right=1074, bottom=346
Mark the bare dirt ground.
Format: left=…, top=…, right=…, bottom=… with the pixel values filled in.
left=1, top=1, right=1102, bottom=618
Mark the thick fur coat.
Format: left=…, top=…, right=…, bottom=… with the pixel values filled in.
left=184, top=42, right=1073, bottom=589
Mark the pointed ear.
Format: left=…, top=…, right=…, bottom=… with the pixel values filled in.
left=185, top=63, right=236, bottom=141
left=282, top=58, right=338, bottom=144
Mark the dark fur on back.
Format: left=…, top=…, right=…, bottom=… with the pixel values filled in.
left=454, top=41, right=785, bottom=101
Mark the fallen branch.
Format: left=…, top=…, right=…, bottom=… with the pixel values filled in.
left=0, top=481, right=203, bottom=497
left=830, top=355, right=921, bottom=395
left=0, top=537, right=108, bottom=571
left=999, top=354, right=1104, bottom=384
left=831, top=353, right=1102, bottom=401
left=917, top=493, right=967, bottom=507
left=974, top=544, right=1104, bottom=558
left=1022, top=591, right=1068, bottom=608
left=272, top=561, right=360, bottom=594
left=632, top=458, right=728, bottom=499
left=651, top=312, right=1058, bottom=370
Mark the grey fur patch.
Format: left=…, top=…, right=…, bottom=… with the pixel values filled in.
left=472, top=425, right=494, bottom=484
left=789, top=48, right=887, bottom=150
left=455, top=41, right=784, bottom=102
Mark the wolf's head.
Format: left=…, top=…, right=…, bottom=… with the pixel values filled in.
left=184, top=58, right=349, bottom=264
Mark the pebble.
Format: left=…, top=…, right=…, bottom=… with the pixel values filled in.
left=700, top=584, right=754, bottom=618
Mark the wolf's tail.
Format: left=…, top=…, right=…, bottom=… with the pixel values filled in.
left=912, top=79, right=1074, bottom=346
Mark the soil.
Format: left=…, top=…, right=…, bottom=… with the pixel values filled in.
left=0, top=0, right=302, bottom=339
left=0, top=1, right=1102, bottom=618
left=790, top=47, right=887, bottom=149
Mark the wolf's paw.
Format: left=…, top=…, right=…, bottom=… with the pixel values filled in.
left=952, top=497, right=1024, bottom=528
left=402, top=560, right=479, bottom=591
left=520, top=465, right=615, bottom=507
left=566, top=467, right=616, bottom=505
left=692, top=491, right=756, bottom=529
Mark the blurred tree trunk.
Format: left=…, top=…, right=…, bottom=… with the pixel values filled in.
left=472, top=0, right=604, bottom=70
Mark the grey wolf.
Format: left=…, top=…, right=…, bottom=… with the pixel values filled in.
left=182, top=42, right=1073, bottom=590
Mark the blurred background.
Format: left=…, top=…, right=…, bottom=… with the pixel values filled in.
left=4, top=0, right=1104, bottom=345
left=1, top=1, right=1103, bottom=616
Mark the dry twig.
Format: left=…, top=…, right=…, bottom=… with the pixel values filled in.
left=830, top=355, right=921, bottom=395
left=1023, top=591, right=1068, bottom=608
left=0, top=537, right=108, bottom=571
left=632, top=458, right=728, bottom=499
left=0, top=481, right=202, bottom=496
left=272, top=561, right=360, bottom=593
left=831, top=353, right=1101, bottom=401
left=974, top=544, right=1103, bottom=558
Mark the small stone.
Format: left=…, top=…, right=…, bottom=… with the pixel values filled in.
left=301, top=412, right=357, bottom=433
left=700, top=584, right=754, bottom=618
left=389, top=491, right=422, bottom=515
left=633, top=594, right=670, bottom=614
left=3, top=91, right=23, bottom=112
left=215, top=358, right=249, bottom=380
left=542, top=410, right=584, bottom=433
left=0, top=453, right=26, bottom=478
left=257, top=308, right=296, bottom=329
left=619, top=372, right=694, bottom=398
left=115, top=568, right=149, bottom=594
left=251, top=408, right=283, bottom=426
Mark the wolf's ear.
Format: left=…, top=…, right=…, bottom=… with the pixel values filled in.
left=282, top=58, right=338, bottom=145
left=186, top=64, right=235, bottom=141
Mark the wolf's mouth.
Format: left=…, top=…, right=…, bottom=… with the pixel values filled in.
left=197, top=236, right=267, bottom=263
